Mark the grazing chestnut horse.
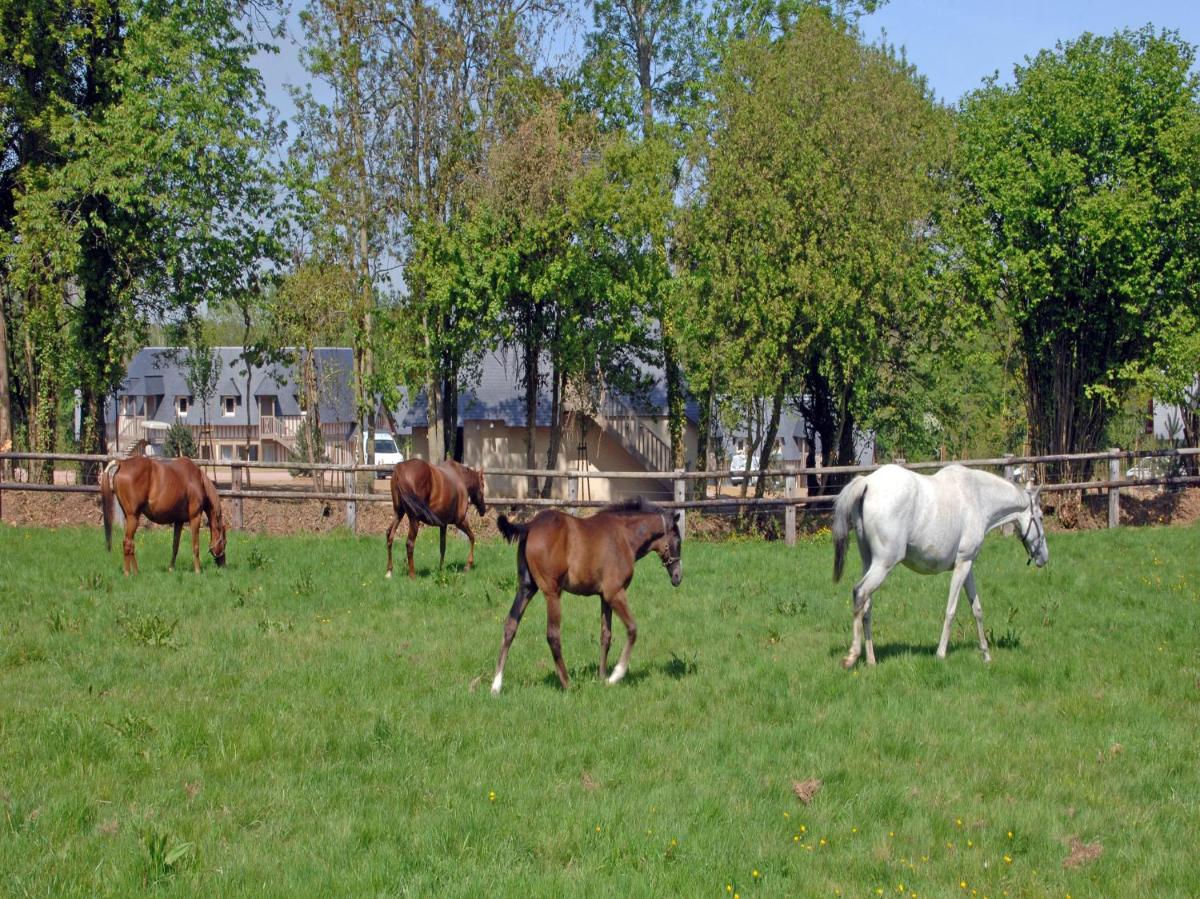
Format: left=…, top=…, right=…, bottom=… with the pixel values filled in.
left=490, top=498, right=683, bottom=695
left=101, top=456, right=227, bottom=575
left=385, top=459, right=486, bottom=578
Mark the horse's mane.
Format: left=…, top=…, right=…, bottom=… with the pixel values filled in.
left=599, top=497, right=664, bottom=517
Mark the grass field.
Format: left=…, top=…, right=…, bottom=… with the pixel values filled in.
left=1, top=519, right=1198, bottom=897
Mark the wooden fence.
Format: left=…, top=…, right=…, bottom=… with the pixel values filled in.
left=2, top=447, right=1198, bottom=545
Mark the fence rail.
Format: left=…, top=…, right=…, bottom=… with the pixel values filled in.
left=2, top=446, right=1198, bottom=544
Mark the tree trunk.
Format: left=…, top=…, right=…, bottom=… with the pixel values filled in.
left=523, top=330, right=540, bottom=497
left=442, top=363, right=459, bottom=461
left=754, top=388, right=784, bottom=500
left=541, top=365, right=565, bottom=499
left=693, top=374, right=715, bottom=500
left=0, top=290, right=11, bottom=454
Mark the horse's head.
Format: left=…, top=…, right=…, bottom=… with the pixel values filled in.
left=652, top=509, right=684, bottom=587
left=210, top=516, right=228, bottom=567
left=467, top=464, right=487, bottom=516
left=1019, top=484, right=1048, bottom=568
left=207, top=496, right=228, bottom=567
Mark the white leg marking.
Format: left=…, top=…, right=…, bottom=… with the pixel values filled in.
left=606, top=662, right=627, bottom=685
left=490, top=673, right=503, bottom=695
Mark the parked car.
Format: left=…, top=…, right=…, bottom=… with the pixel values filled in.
left=729, top=450, right=761, bottom=486
left=370, top=432, right=404, bottom=478
left=1126, top=457, right=1167, bottom=481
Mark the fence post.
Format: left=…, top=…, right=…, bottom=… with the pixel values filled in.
left=784, top=473, right=797, bottom=546
left=1001, top=453, right=1015, bottom=535
left=567, top=472, right=578, bottom=513
left=1108, top=447, right=1120, bottom=529
left=345, top=466, right=357, bottom=535
left=673, top=469, right=686, bottom=534
left=230, top=463, right=244, bottom=530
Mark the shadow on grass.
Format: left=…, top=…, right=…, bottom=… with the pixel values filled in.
left=825, top=641, right=1000, bottom=664
left=534, top=654, right=700, bottom=691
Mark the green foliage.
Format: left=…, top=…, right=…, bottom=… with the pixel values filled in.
left=288, top=417, right=328, bottom=475
left=141, top=827, right=195, bottom=885
left=681, top=9, right=954, bottom=466
left=163, top=421, right=197, bottom=459
left=0, top=0, right=285, bottom=458
left=955, top=27, right=1200, bottom=459
left=117, top=610, right=180, bottom=649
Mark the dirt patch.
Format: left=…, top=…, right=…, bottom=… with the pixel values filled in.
left=1062, top=836, right=1103, bottom=869
left=4, top=485, right=1200, bottom=537
left=1067, top=487, right=1200, bottom=530
left=791, top=777, right=822, bottom=805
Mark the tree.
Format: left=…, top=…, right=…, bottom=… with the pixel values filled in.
left=163, top=420, right=196, bottom=458
left=581, top=0, right=703, bottom=471
left=0, top=0, right=283, bottom=473
left=681, top=9, right=953, bottom=498
left=955, top=27, right=1200, bottom=470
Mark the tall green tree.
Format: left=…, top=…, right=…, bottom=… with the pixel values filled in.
left=580, top=0, right=703, bottom=471
left=955, top=27, right=1200, bottom=468
left=0, top=0, right=283, bottom=464
left=682, top=9, right=952, bottom=495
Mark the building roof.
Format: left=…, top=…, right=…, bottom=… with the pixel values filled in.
left=106, top=347, right=361, bottom=432
left=111, top=345, right=698, bottom=434
left=397, top=347, right=699, bottom=429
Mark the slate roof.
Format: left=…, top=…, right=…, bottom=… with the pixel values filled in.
left=725, top=407, right=875, bottom=465
left=106, top=347, right=360, bottom=430
left=397, top=347, right=698, bottom=429
left=112, top=345, right=698, bottom=434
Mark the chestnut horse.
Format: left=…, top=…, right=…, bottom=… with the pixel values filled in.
left=490, top=498, right=683, bottom=695
left=385, top=459, right=486, bottom=578
left=101, top=456, right=227, bottom=575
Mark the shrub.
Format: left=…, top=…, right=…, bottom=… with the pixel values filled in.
left=163, top=421, right=197, bottom=458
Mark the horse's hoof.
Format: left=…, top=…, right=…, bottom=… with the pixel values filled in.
left=841, top=655, right=857, bottom=669
left=385, top=570, right=392, bottom=579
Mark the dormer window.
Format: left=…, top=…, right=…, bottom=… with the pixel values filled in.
left=222, top=396, right=238, bottom=417
left=177, top=396, right=191, bottom=417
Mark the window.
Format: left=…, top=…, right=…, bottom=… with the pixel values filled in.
left=120, top=396, right=137, bottom=417
left=176, top=396, right=191, bottom=417
left=219, top=444, right=234, bottom=460
left=222, top=396, right=237, bottom=417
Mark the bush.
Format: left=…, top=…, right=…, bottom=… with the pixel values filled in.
left=163, top=421, right=196, bottom=458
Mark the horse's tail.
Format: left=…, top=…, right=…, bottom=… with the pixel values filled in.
left=832, top=475, right=868, bottom=583
left=496, top=514, right=528, bottom=544
left=101, top=459, right=120, bottom=552
left=397, top=479, right=443, bottom=527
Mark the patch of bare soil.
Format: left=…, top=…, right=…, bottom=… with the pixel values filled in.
left=791, top=778, right=823, bottom=805
left=1062, top=486, right=1200, bottom=530
left=0, top=490, right=101, bottom=529
left=1062, top=836, right=1103, bottom=869
left=5, top=485, right=1199, bottom=538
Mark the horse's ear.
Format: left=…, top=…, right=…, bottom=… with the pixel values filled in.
left=1025, top=477, right=1036, bottom=492
left=673, top=509, right=684, bottom=539
left=1031, top=484, right=1043, bottom=501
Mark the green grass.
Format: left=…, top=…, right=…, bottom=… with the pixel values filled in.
left=1, top=520, right=1198, bottom=897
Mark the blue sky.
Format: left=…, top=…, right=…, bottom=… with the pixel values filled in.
left=257, top=1, right=1200, bottom=139
left=865, top=0, right=1200, bottom=104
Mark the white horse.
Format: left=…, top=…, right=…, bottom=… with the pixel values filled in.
left=832, top=464, right=1048, bottom=668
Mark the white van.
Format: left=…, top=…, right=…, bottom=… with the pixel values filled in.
left=369, top=432, right=404, bottom=478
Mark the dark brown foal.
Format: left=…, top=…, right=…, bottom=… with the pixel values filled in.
left=101, top=456, right=227, bottom=575
left=490, top=498, right=683, bottom=695
left=385, top=459, right=486, bottom=578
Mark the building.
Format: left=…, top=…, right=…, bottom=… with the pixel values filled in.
left=107, top=347, right=362, bottom=464
left=108, top=346, right=699, bottom=500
